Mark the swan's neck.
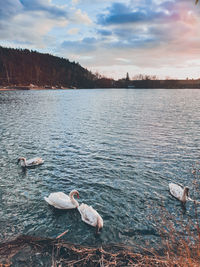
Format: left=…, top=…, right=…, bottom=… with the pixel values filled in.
left=21, top=158, right=27, bottom=167
left=182, top=188, right=188, bottom=203
left=96, top=216, right=103, bottom=234
left=70, top=193, right=79, bottom=208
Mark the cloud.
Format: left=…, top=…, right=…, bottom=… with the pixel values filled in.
left=67, top=28, right=79, bottom=35
left=97, top=2, right=180, bottom=25
left=1, top=0, right=200, bottom=79
left=19, top=0, right=68, bottom=18
left=94, top=0, right=200, bottom=49
left=71, top=0, right=80, bottom=4
left=0, top=0, right=23, bottom=19
left=97, top=0, right=197, bottom=26
left=1, top=13, right=67, bottom=48
left=97, top=29, right=112, bottom=36
left=61, top=37, right=98, bottom=53
left=116, top=57, right=131, bottom=63
left=57, top=0, right=200, bottom=80
left=73, top=9, right=92, bottom=24
left=0, top=0, right=68, bottom=47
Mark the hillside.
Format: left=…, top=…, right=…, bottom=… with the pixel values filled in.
left=0, top=46, right=97, bottom=88
left=1, top=46, right=200, bottom=89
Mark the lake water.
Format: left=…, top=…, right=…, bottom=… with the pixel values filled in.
left=0, top=88, right=200, bottom=247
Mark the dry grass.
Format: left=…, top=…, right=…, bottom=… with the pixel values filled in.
left=148, top=202, right=200, bottom=267
left=0, top=223, right=199, bottom=267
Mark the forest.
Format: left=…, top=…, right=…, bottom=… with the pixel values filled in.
left=0, top=46, right=100, bottom=88
left=1, top=46, right=200, bottom=89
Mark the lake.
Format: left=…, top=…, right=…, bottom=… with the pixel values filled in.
left=0, top=88, right=200, bottom=247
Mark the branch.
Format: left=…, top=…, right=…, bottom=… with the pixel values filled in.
left=56, top=229, right=69, bottom=239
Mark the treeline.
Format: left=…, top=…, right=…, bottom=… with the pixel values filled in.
left=0, top=46, right=98, bottom=88
left=1, top=46, right=200, bottom=89
left=129, top=79, right=200, bottom=89
left=116, top=73, right=200, bottom=89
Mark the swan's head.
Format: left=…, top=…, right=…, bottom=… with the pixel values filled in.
left=96, top=215, right=103, bottom=235
left=69, top=189, right=79, bottom=199
left=17, top=157, right=26, bottom=163
left=184, top=187, right=189, bottom=197
left=181, top=186, right=189, bottom=204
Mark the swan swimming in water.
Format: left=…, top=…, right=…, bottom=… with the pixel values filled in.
left=169, top=183, right=189, bottom=204
left=17, top=157, right=44, bottom=167
left=44, top=190, right=79, bottom=209
left=78, top=203, right=103, bottom=233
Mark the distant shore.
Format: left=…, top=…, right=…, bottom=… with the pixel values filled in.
left=0, top=86, right=73, bottom=91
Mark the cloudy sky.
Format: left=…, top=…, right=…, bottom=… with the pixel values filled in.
left=0, top=0, right=200, bottom=79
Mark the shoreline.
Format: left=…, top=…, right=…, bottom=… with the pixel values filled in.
left=0, top=235, right=144, bottom=266
left=1, top=87, right=200, bottom=91
left=0, top=233, right=199, bottom=266
left=0, top=87, right=71, bottom=91
left=0, top=235, right=165, bottom=266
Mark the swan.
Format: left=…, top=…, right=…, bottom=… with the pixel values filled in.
left=17, top=157, right=44, bottom=167
left=169, top=183, right=189, bottom=204
left=78, top=203, right=103, bottom=233
left=44, top=189, right=79, bottom=209
left=169, top=183, right=200, bottom=205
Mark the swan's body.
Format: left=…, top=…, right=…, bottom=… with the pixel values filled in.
left=18, top=157, right=44, bottom=167
left=169, top=183, right=189, bottom=203
left=78, top=203, right=103, bottom=232
left=44, top=190, right=79, bottom=209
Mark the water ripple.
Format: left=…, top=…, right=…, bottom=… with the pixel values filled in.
left=0, top=89, right=200, bottom=246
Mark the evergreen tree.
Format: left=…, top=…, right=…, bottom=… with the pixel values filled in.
left=126, top=72, right=130, bottom=81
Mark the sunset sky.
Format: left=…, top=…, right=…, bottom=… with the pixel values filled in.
left=0, top=0, right=200, bottom=79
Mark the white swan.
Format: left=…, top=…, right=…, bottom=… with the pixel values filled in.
left=78, top=203, right=103, bottom=233
left=17, top=157, right=44, bottom=167
left=44, top=189, right=79, bottom=209
left=169, top=183, right=189, bottom=203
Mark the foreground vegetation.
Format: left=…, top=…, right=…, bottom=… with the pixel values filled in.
left=0, top=220, right=199, bottom=267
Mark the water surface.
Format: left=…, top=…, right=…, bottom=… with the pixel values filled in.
left=0, top=89, right=200, bottom=246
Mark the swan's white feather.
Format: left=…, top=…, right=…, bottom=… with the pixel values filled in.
left=44, top=192, right=78, bottom=209
left=18, top=157, right=44, bottom=167
left=169, top=183, right=187, bottom=201
left=26, top=157, right=44, bottom=166
left=78, top=203, right=103, bottom=228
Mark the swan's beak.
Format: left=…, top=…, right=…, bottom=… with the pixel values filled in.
left=77, top=194, right=79, bottom=199
left=17, top=158, right=21, bottom=163
left=186, top=188, right=189, bottom=196
left=95, top=226, right=100, bottom=235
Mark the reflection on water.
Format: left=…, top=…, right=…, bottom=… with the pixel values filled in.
left=0, top=89, right=200, bottom=246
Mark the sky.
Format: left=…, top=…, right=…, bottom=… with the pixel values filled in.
left=0, top=0, right=200, bottom=80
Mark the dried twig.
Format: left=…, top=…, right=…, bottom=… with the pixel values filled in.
left=56, top=229, right=69, bottom=239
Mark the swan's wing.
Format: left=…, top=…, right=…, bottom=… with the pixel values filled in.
left=27, top=157, right=44, bottom=166
left=44, top=196, right=54, bottom=206
left=169, top=183, right=184, bottom=201
left=44, top=192, right=76, bottom=209
left=78, top=204, right=98, bottom=226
